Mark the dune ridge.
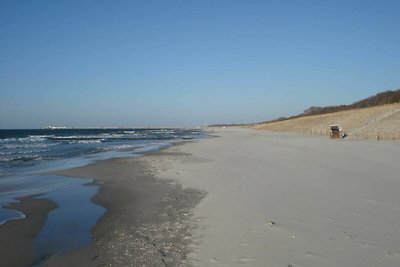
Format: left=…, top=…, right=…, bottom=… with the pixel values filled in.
left=253, top=103, right=400, bottom=140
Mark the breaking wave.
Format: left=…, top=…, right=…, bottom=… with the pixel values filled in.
left=0, top=128, right=207, bottom=168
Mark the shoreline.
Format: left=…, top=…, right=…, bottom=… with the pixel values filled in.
left=44, top=144, right=206, bottom=266
left=0, top=140, right=206, bottom=267
left=0, top=196, right=57, bottom=267
left=2, top=128, right=400, bottom=266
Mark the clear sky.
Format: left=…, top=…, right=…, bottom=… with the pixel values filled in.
left=1, top=0, right=399, bottom=128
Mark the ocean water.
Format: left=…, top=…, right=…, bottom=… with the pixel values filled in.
left=0, top=128, right=206, bottom=258
left=0, top=128, right=205, bottom=171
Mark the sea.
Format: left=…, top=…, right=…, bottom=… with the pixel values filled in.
left=0, top=127, right=206, bottom=259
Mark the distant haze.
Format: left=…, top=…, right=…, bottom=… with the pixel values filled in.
left=1, top=1, right=399, bottom=128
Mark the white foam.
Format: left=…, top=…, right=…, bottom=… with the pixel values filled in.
left=123, top=130, right=136, bottom=134
left=70, top=140, right=102, bottom=144
left=0, top=211, right=26, bottom=225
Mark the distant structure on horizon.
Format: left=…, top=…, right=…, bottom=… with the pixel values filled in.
left=47, top=126, right=67, bottom=130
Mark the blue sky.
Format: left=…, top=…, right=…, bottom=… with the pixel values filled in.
left=1, top=0, right=399, bottom=128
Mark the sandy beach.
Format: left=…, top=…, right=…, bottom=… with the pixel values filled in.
left=43, top=149, right=205, bottom=267
left=2, top=1, right=399, bottom=266
left=155, top=128, right=400, bottom=266
left=3, top=128, right=400, bottom=266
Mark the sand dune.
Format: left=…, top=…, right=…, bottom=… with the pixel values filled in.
left=253, top=103, right=400, bottom=140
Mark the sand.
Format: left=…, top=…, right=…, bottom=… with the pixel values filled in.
left=155, top=128, right=400, bottom=266
left=253, top=102, right=400, bottom=140
left=44, top=151, right=205, bottom=266
left=0, top=196, right=57, bottom=267
left=4, top=128, right=400, bottom=266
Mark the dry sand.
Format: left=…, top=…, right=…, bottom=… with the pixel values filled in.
left=155, top=128, right=400, bottom=266
left=253, top=103, right=400, bottom=140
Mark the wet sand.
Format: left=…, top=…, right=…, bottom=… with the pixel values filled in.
left=0, top=196, right=57, bottom=267
left=44, top=149, right=205, bottom=266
